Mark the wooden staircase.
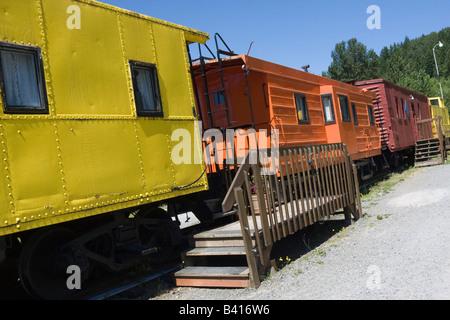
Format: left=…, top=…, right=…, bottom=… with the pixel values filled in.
left=174, top=144, right=362, bottom=290
left=174, top=220, right=259, bottom=288
left=415, top=117, right=446, bottom=167
left=414, top=138, right=444, bottom=167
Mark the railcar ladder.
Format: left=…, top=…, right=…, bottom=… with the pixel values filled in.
left=187, top=33, right=235, bottom=129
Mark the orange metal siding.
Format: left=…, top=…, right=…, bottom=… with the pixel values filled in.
left=192, top=55, right=381, bottom=163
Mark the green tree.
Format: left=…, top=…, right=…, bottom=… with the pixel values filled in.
left=324, top=28, right=450, bottom=103
left=324, top=38, right=379, bottom=82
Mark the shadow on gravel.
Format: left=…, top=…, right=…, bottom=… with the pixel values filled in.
left=113, top=216, right=353, bottom=300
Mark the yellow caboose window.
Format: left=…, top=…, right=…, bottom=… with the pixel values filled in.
left=129, top=60, right=163, bottom=117
left=0, top=42, right=48, bottom=114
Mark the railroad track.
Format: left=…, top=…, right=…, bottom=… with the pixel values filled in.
left=86, top=263, right=181, bottom=300
left=0, top=257, right=183, bottom=300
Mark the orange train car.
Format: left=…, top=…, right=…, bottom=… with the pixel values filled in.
left=191, top=54, right=381, bottom=175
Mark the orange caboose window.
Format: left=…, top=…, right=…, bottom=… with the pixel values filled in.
left=294, top=93, right=309, bottom=124
left=338, top=95, right=351, bottom=122
left=321, top=94, right=335, bottom=124
left=351, top=102, right=358, bottom=125
left=367, top=105, right=375, bottom=126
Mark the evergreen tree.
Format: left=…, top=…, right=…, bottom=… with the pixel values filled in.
left=324, top=38, right=379, bottom=82
left=324, top=28, right=450, bottom=106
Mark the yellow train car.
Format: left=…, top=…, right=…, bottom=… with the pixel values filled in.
left=429, top=97, right=450, bottom=136
left=0, top=0, right=209, bottom=298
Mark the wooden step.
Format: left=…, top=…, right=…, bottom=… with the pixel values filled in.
left=175, top=266, right=250, bottom=288
left=415, top=151, right=441, bottom=158
left=191, top=222, right=257, bottom=247
left=415, top=158, right=444, bottom=167
left=416, top=138, right=440, bottom=144
left=177, top=217, right=261, bottom=288
left=415, top=146, right=440, bottom=151
left=185, top=246, right=246, bottom=257
left=415, top=144, right=440, bottom=150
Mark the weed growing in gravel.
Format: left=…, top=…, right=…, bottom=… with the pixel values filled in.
left=276, top=256, right=292, bottom=269
left=313, top=248, right=326, bottom=257
left=376, top=214, right=391, bottom=220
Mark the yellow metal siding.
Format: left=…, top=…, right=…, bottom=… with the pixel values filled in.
left=44, top=0, right=131, bottom=116
left=429, top=97, right=450, bottom=134
left=0, top=1, right=44, bottom=47
left=0, top=0, right=209, bottom=236
left=152, top=24, right=194, bottom=119
left=5, top=121, right=65, bottom=216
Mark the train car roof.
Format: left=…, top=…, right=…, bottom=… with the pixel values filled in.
left=193, top=54, right=377, bottom=99
left=353, top=79, right=429, bottom=100
left=75, top=0, right=209, bottom=44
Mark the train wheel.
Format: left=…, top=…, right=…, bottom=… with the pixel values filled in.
left=136, top=208, right=178, bottom=265
left=18, top=227, right=79, bottom=300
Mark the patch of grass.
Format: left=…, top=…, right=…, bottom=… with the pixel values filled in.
left=313, top=248, right=326, bottom=257
left=361, top=166, right=419, bottom=202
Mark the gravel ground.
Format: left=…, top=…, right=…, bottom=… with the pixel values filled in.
left=118, top=162, right=450, bottom=300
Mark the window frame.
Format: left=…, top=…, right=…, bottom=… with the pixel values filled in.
left=213, top=90, right=226, bottom=106
left=394, top=96, right=400, bottom=117
left=338, top=94, right=351, bottom=122
left=400, top=98, right=405, bottom=118
left=351, top=102, right=358, bottom=125
left=0, top=42, right=48, bottom=114
left=321, top=94, right=336, bottom=124
left=129, top=60, right=163, bottom=118
left=430, top=99, right=439, bottom=107
left=367, top=105, right=375, bottom=126
left=294, top=92, right=309, bottom=124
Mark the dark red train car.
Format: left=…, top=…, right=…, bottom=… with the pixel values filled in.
left=353, top=79, right=431, bottom=165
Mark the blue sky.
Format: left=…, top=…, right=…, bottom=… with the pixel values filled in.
left=101, top=0, right=450, bottom=75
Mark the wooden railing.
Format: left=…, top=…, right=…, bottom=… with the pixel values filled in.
left=222, top=143, right=361, bottom=287
left=417, top=117, right=443, bottom=141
